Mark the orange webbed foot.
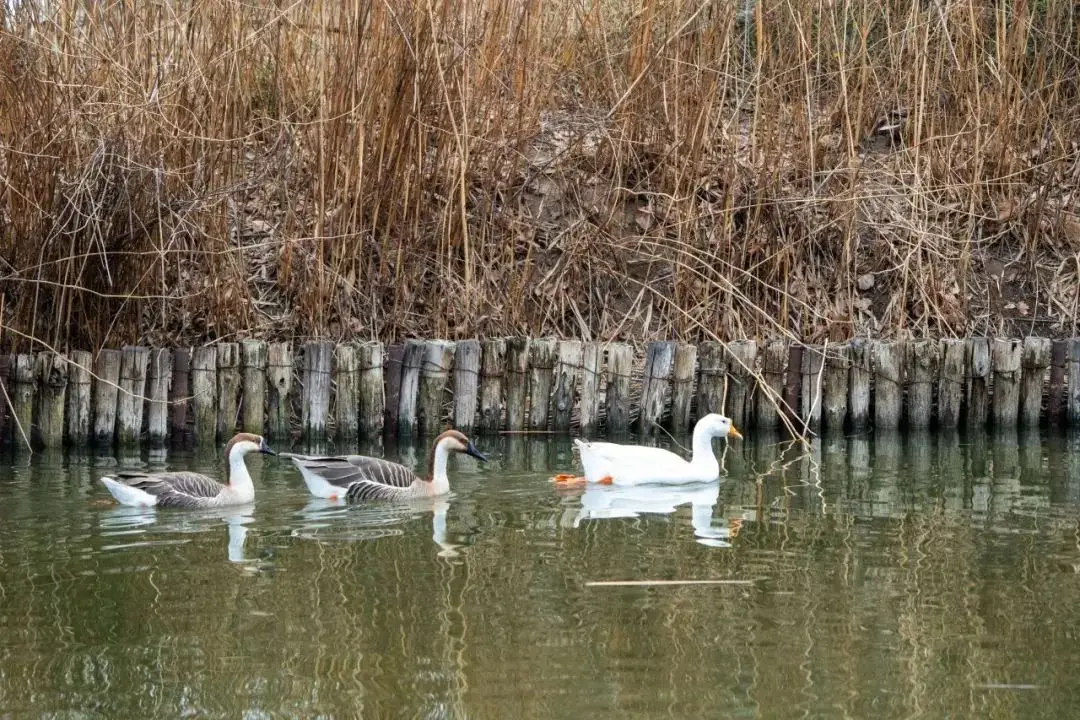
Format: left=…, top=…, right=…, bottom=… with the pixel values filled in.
left=597, top=475, right=614, bottom=485
left=551, top=473, right=588, bottom=486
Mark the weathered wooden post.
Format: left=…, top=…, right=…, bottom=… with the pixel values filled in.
left=266, top=342, right=293, bottom=439
left=938, top=339, right=965, bottom=429
left=241, top=340, right=267, bottom=435
left=11, top=354, right=34, bottom=449
left=848, top=339, right=871, bottom=432
left=637, top=341, right=674, bottom=436
left=191, top=346, right=218, bottom=445
left=823, top=343, right=850, bottom=431
left=0, top=355, right=8, bottom=444
left=1019, top=337, right=1050, bottom=427
left=670, top=343, right=697, bottom=434
left=527, top=338, right=558, bottom=431
left=784, top=344, right=803, bottom=426
left=383, top=344, right=405, bottom=435
left=334, top=343, right=359, bottom=442
left=358, top=342, right=385, bottom=438
left=66, top=350, right=92, bottom=445
left=904, top=340, right=938, bottom=430
left=725, top=340, right=757, bottom=432
left=755, top=340, right=786, bottom=431
left=578, top=342, right=602, bottom=436
left=479, top=339, right=507, bottom=434
left=146, top=348, right=173, bottom=446
left=452, top=339, right=481, bottom=434
left=92, top=349, right=121, bottom=445
left=605, top=343, right=633, bottom=435
left=170, top=348, right=191, bottom=442
left=417, top=340, right=455, bottom=436
left=1068, top=339, right=1080, bottom=428
left=873, top=341, right=902, bottom=431
left=302, top=340, right=334, bottom=441
left=117, top=346, right=149, bottom=446
left=216, top=342, right=240, bottom=439
left=552, top=340, right=582, bottom=433
left=695, top=341, right=726, bottom=420
left=35, top=352, right=67, bottom=447
left=966, top=338, right=991, bottom=429
left=504, top=338, right=529, bottom=432
left=991, top=339, right=1022, bottom=428
left=800, top=345, right=824, bottom=433
left=1048, top=340, right=1068, bottom=426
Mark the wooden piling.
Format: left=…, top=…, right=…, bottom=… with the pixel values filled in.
left=0, top=355, right=8, bottom=444
left=800, top=345, right=824, bottom=433
left=848, top=339, right=871, bottom=432
left=873, top=341, right=903, bottom=431
left=479, top=338, right=507, bottom=434
left=1069, top=339, right=1080, bottom=427
left=637, top=341, right=675, bottom=436
left=146, top=348, right=173, bottom=446
left=823, top=343, right=850, bottom=431
left=66, top=350, right=92, bottom=445
left=191, top=346, right=218, bottom=445
left=241, top=340, right=267, bottom=435
left=904, top=340, right=938, bottom=430
left=579, top=342, right=603, bottom=436
left=967, top=338, right=991, bottom=429
left=605, top=343, right=633, bottom=435
left=1019, top=337, right=1050, bottom=427
left=1048, top=340, right=1068, bottom=426
left=784, top=344, right=803, bottom=425
left=117, top=346, right=149, bottom=446
left=266, top=342, right=293, bottom=439
left=670, top=343, right=697, bottom=434
left=938, top=339, right=965, bottom=429
left=334, top=343, right=359, bottom=442
left=35, top=352, right=67, bottom=447
left=725, top=340, right=757, bottom=431
left=991, top=339, right=1022, bottom=428
left=756, top=340, right=786, bottom=431
left=418, top=340, right=455, bottom=436
left=170, top=348, right=191, bottom=441
left=527, top=338, right=557, bottom=431
left=301, top=340, right=334, bottom=441
left=92, top=349, right=121, bottom=446
left=358, top=342, right=385, bottom=438
left=504, top=338, right=529, bottom=432
left=216, top=342, right=240, bottom=439
left=453, top=339, right=481, bottom=434
left=552, top=340, right=582, bottom=433
left=383, top=344, right=405, bottom=435
left=695, top=341, right=726, bottom=420
left=11, top=354, right=34, bottom=449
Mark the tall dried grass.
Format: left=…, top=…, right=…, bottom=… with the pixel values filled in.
left=1, top=0, right=1078, bottom=352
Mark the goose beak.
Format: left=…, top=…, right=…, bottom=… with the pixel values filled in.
left=465, top=441, right=488, bottom=462
left=727, top=425, right=743, bottom=440
left=259, top=437, right=277, bottom=455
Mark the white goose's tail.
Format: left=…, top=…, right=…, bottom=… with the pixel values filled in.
left=100, top=477, right=158, bottom=507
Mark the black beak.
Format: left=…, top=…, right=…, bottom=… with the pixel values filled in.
left=259, top=437, right=277, bottom=456
left=465, top=440, right=488, bottom=462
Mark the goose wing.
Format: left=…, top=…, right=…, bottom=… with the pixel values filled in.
left=112, top=471, right=225, bottom=508
left=577, top=441, right=687, bottom=466
left=282, top=454, right=419, bottom=501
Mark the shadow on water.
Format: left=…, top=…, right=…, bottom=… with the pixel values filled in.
left=2, top=430, right=1080, bottom=718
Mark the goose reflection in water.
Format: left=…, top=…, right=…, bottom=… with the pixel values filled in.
left=293, top=495, right=463, bottom=558
left=565, top=481, right=740, bottom=548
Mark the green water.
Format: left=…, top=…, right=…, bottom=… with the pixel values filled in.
left=2, top=432, right=1080, bottom=719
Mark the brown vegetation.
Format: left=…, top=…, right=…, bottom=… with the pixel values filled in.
left=1, top=0, right=1079, bottom=353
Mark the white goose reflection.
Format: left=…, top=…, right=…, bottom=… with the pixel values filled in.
left=292, top=495, right=461, bottom=557
left=99, top=504, right=262, bottom=569
left=568, top=481, right=736, bottom=547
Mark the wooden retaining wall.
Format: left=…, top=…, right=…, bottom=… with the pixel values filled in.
left=2, top=338, right=1080, bottom=450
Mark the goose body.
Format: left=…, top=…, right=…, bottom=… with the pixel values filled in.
left=554, top=413, right=742, bottom=486
left=99, top=433, right=276, bottom=508
left=281, top=429, right=487, bottom=502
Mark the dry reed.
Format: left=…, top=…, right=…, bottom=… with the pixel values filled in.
left=1, top=0, right=1079, bottom=352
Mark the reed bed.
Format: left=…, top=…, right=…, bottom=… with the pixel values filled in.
left=1, top=0, right=1078, bottom=353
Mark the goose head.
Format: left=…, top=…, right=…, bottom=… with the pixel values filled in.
left=434, top=429, right=488, bottom=462
left=696, top=413, right=743, bottom=441
left=223, top=432, right=277, bottom=461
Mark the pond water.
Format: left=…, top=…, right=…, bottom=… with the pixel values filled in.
left=2, top=431, right=1080, bottom=719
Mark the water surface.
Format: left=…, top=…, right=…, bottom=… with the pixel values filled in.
left=2, top=432, right=1080, bottom=718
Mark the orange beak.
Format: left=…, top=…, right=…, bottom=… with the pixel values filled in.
left=727, top=425, right=743, bottom=440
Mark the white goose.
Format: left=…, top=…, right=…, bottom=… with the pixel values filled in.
left=280, top=429, right=488, bottom=501
left=100, top=433, right=276, bottom=508
left=553, top=413, right=743, bottom=486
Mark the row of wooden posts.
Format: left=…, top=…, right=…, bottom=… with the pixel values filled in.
left=2, top=337, right=1080, bottom=450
